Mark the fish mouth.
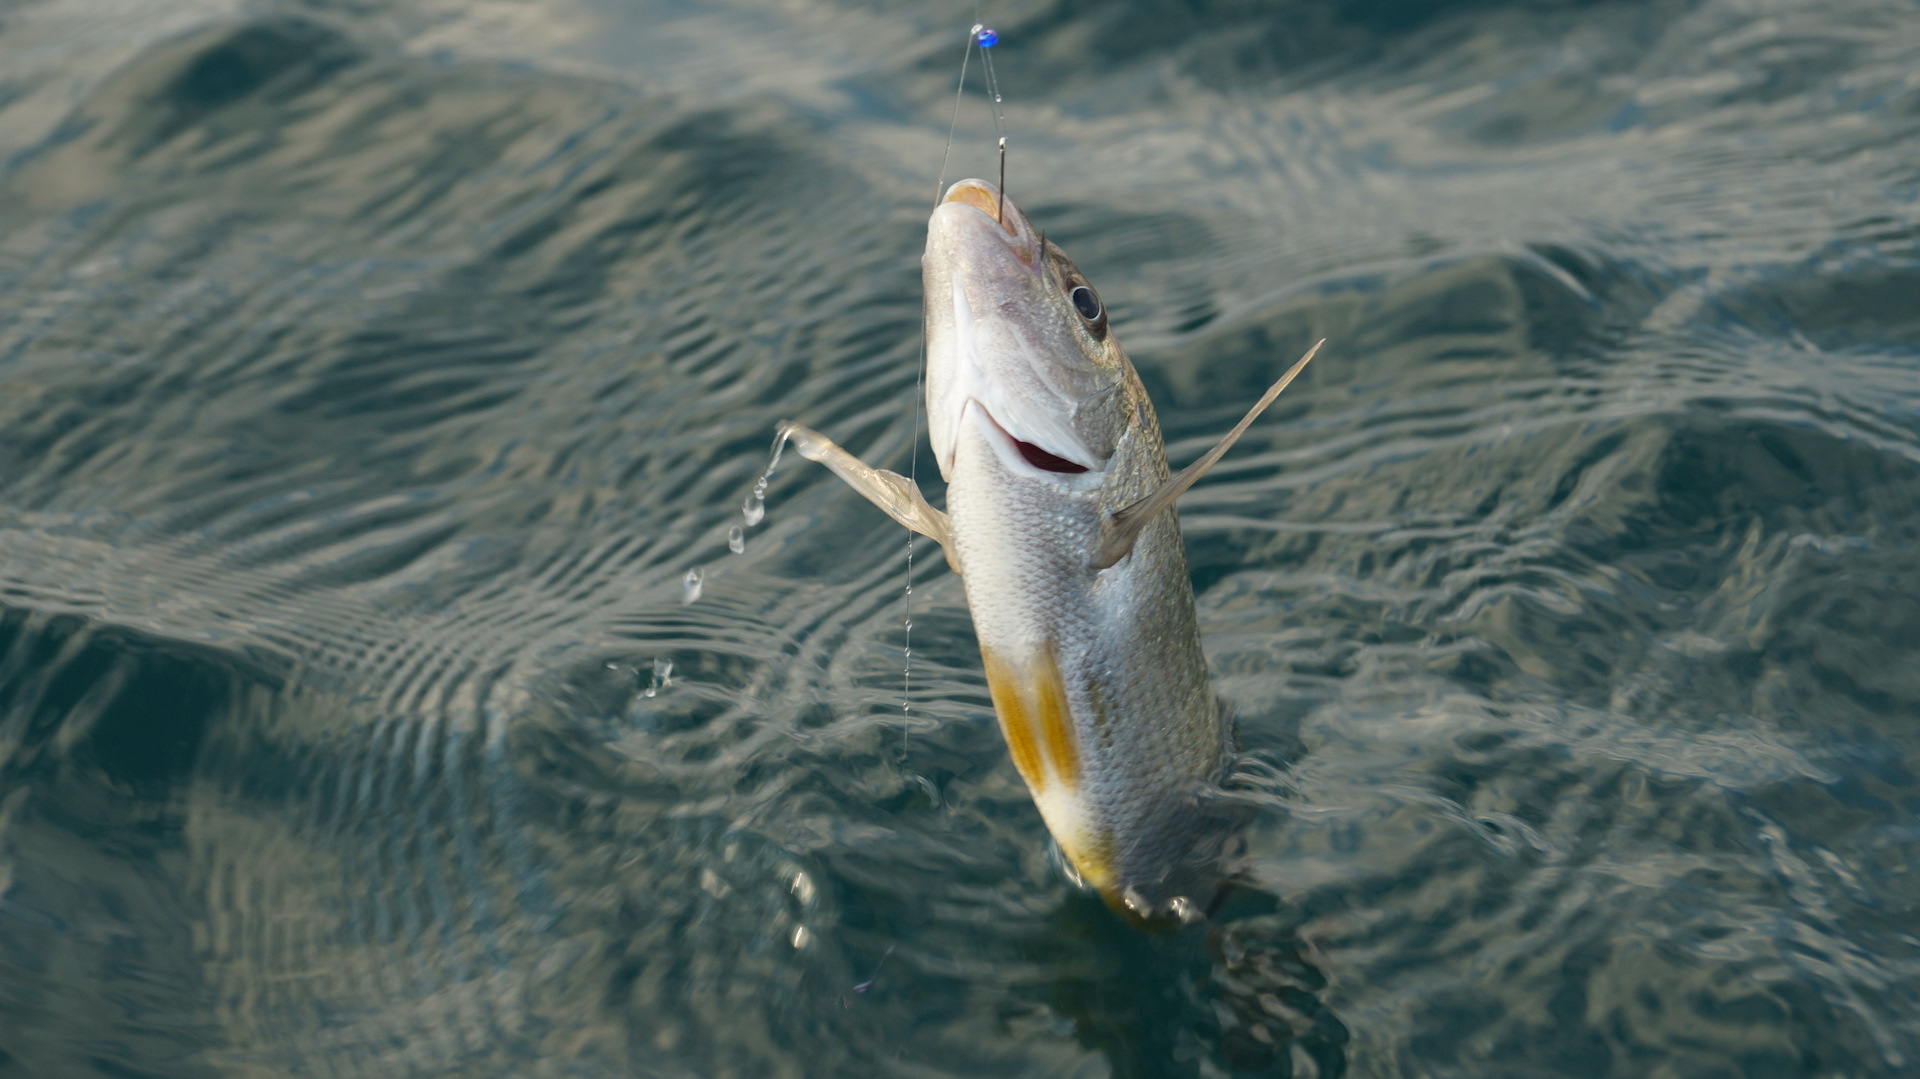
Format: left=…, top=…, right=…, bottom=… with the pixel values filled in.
left=938, top=179, right=1040, bottom=267
left=943, top=180, right=1015, bottom=233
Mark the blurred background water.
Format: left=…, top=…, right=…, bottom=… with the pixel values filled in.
left=2, top=0, right=1918, bottom=1075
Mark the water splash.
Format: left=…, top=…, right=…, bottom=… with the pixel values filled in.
left=738, top=428, right=787, bottom=538
left=643, top=656, right=673, bottom=698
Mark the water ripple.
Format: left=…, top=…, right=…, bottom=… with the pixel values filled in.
left=1, top=0, right=1918, bottom=1075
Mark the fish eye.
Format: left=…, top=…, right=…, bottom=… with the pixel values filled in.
left=1070, top=285, right=1102, bottom=322
left=1069, top=284, right=1107, bottom=337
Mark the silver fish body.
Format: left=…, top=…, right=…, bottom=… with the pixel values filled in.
left=781, top=180, right=1317, bottom=919
left=924, top=181, right=1227, bottom=915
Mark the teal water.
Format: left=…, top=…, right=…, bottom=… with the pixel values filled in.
left=2, top=1, right=1918, bottom=1076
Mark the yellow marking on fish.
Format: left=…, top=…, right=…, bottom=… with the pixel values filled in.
left=982, top=647, right=1046, bottom=792
left=1054, top=825, right=1125, bottom=914
left=1034, top=642, right=1078, bottom=789
left=1068, top=837, right=1115, bottom=893
left=983, top=645, right=1122, bottom=902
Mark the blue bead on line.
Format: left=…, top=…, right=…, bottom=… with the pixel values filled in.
left=976, top=27, right=998, bottom=48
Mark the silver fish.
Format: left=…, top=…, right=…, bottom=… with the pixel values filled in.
left=781, top=179, right=1318, bottom=919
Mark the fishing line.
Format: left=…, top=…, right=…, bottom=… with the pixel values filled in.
left=902, top=19, right=1003, bottom=753
left=976, top=25, right=1008, bottom=221
left=931, top=23, right=975, bottom=206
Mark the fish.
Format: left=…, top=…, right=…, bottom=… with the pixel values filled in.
left=780, top=179, right=1318, bottom=921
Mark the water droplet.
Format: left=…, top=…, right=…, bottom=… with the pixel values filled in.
left=728, top=525, right=745, bottom=554
left=975, top=25, right=998, bottom=48
left=682, top=567, right=703, bottom=604
left=791, top=925, right=812, bottom=949
left=642, top=656, right=673, bottom=699
left=742, top=492, right=765, bottom=527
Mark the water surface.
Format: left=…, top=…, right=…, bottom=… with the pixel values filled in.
left=2, top=1, right=1918, bottom=1075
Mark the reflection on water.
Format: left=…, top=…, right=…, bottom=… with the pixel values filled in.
left=2, top=0, right=1918, bottom=1075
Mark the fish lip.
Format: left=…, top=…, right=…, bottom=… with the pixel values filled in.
left=937, top=179, right=1041, bottom=268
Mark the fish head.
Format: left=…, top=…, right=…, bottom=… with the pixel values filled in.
left=923, top=179, right=1144, bottom=487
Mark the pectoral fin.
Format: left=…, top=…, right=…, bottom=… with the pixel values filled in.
left=777, top=420, right=959, bottom=574
left=1092, top=339, right=1323, bottom=571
